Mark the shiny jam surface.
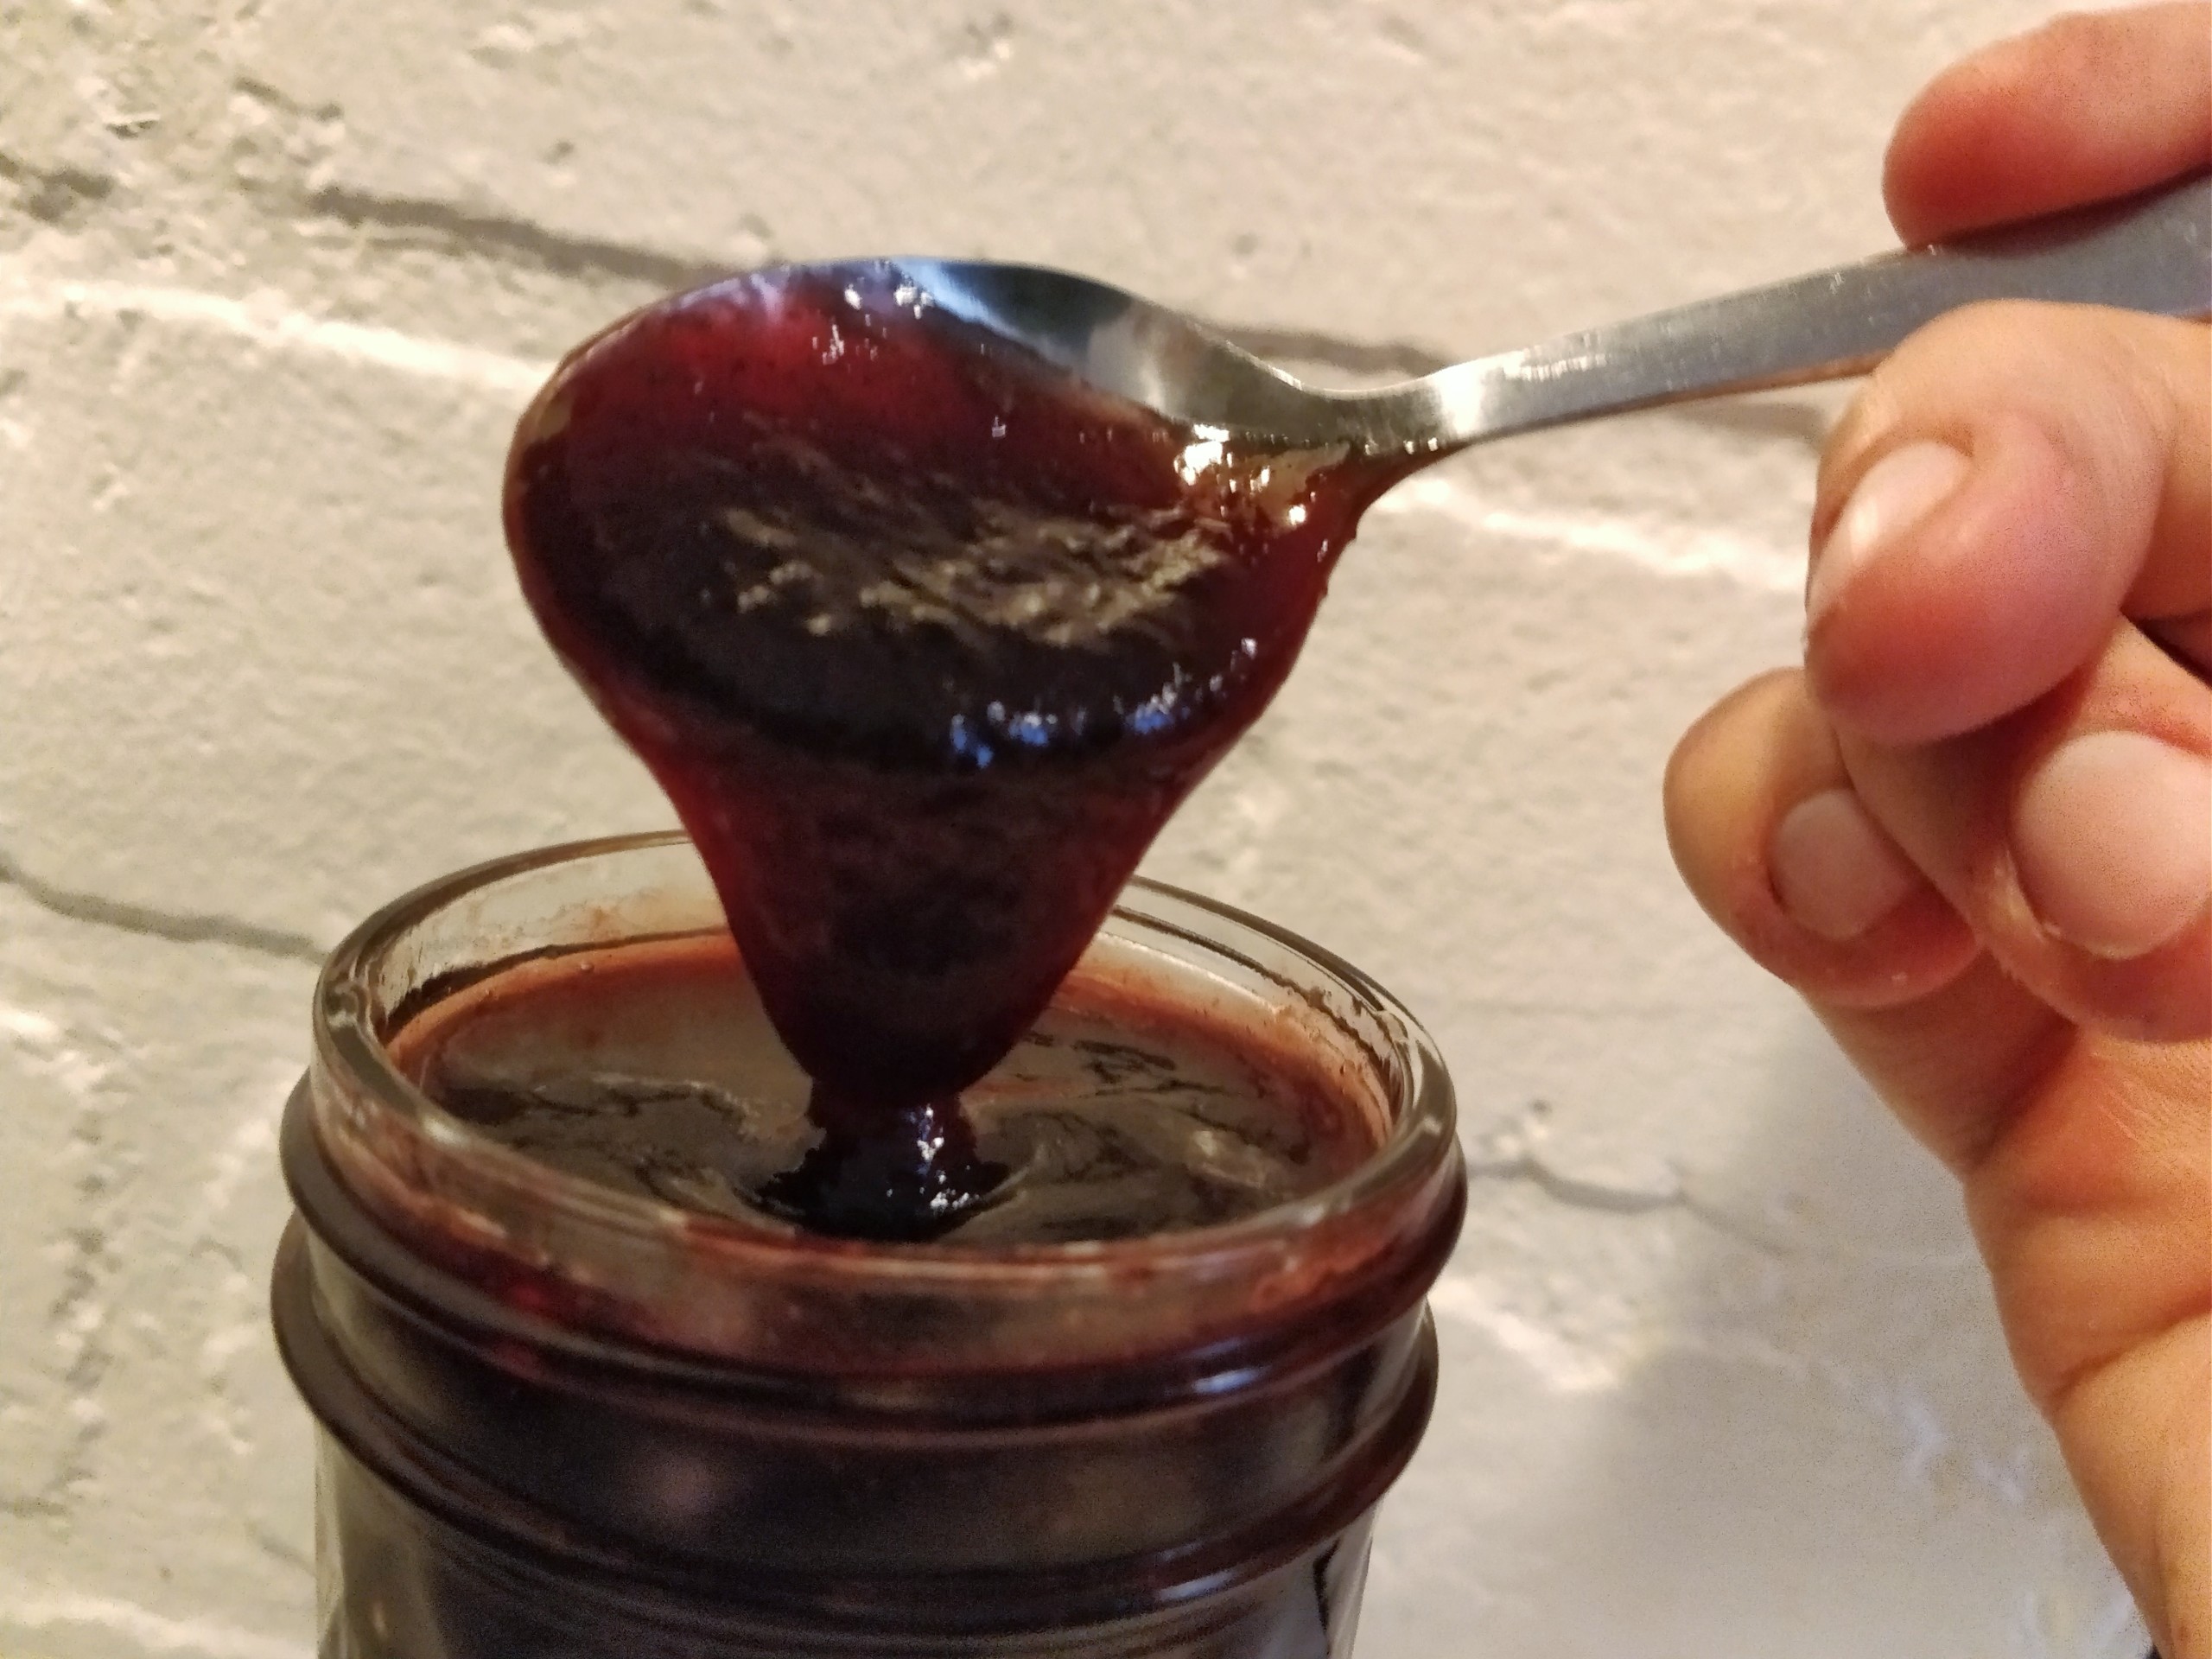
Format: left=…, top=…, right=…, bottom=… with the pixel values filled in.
left=387, top=934, right=1380, bottom=1246
left=505, top=269, right=1395, bottom=1123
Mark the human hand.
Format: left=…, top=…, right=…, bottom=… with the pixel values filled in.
left=1663, top=5, right=2210, bottom=1651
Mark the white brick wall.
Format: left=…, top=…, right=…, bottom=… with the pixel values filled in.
left=0, top=2, right=2146, bottom=1655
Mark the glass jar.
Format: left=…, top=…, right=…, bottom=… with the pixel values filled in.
left=272, top=833, right=1465, bottom=1658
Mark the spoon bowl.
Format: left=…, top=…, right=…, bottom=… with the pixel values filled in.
left=900, top=258, right=1340, bottom=441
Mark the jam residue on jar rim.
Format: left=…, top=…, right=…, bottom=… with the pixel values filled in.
left=302, top=833, right=1463, bottom=1382
left=387, top=930, right=1380, bottom=1249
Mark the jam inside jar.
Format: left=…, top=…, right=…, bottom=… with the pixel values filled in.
left=273, top=834, right=1465, bottom=1657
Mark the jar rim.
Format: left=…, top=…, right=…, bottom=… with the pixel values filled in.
left=308, top=832, right=1460, bottom=1365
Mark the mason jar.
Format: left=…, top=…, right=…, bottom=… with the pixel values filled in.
left=271, top=832, right=1465, bottom=1658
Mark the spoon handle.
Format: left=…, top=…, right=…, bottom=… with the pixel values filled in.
left=1412, top=171, right=2211, bottom=451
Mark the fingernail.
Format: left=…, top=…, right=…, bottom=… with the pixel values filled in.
left=2013, top=731, right=2212, bottom=960
left=1808, top=441, right=1972, bottom=629
left=1770, top=788, right=1920, bottom=942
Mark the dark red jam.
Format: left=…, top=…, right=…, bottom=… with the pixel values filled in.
left=276, top=251, right=1471, bottom=1653
left=274, top=849, right=1464, bottom=1659
left=503, top=265, right=1402, bottom=1236
left=388, top=934, right=1376, bottom=1245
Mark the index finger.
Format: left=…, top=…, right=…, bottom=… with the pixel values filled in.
left=1809, top=302, right=2209, bottom=747
left=1885, top=3, right=2212, bottom=245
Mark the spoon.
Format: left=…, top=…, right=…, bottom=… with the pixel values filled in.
left=899, top=171, right=2210, bottom=457
left=505, top=173, right=2208, bottom=1132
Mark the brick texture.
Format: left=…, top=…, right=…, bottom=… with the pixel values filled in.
left=0, top=2, right=2142, bottom=1655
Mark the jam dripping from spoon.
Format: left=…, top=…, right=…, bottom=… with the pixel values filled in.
left=504, top=265, right=1403, bottom=1238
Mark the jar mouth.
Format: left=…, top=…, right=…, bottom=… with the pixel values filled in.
left=308, top=832, right=1460, bottom=1369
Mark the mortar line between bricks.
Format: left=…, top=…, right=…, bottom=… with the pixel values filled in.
left=0, top=1583, right=308, bottom=1659
left=0, top=267, right=550, bottom=397
left=1368, top=469, right=1803, bottom=594
left=305, top=182, right=739, bottom=294
left=0, top=849, right=324, bottom=966
left=0, top=268, right=1802, bottom=601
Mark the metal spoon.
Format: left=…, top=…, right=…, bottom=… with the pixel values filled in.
left=899, top=172, right=2209, bottom=458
